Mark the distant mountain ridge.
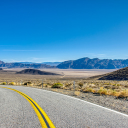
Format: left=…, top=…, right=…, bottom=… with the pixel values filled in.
left=57, top=57, right=128, bottom=69
left=42, top=62, right=61, bottom=66
left=18, top=62, right=61, bottom=66
left=1, top=57, right=128, bottom=69
left=0, top=61, right=55, bottom=69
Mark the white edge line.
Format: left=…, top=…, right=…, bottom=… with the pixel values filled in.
left=2, top=85, right=128, bottom=117
left=41, top=89, right=128, bottom=117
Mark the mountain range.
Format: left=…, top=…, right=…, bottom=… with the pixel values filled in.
left=57, top=57, right=128, bottom=69
left=0, top=61, right=55, bottom=69
left=18, top=62, right=61, bottom=66
left=1, top=57, right=128, bottom=69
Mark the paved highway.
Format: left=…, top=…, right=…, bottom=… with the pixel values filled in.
left=0, top=85, right=128, bottom=128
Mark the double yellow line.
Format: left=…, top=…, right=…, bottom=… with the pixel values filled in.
left=0, top=87, right=56, bottom=128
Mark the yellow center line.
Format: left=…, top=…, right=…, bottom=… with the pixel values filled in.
left=0, top=87, right=56, bottom=128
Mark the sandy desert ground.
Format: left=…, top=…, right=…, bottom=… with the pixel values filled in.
left=0, top=68, right=116, bottom=81
left=1, top=68, right=128, bottom=115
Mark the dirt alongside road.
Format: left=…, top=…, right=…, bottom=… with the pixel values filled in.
left=42, top=87, right=128, bottom=115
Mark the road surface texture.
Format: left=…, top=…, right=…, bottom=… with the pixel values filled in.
left=0, top=85, right=128, bottom=128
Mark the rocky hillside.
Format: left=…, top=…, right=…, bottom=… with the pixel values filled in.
left=42, top=62, right=61, bottom=66
left=17, top=69, right=59, bottom=75
left=0, top=61, right=55, bottom=69
left=0, top=61, right=5, bottom=64
left=98, top=67, right=128, bottom=80
left=57, top=57, right=128, bottom=69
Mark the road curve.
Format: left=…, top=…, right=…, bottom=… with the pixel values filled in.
left=0, top=85, right=128, bottom=128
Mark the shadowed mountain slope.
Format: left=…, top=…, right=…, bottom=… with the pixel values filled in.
left=16, top=69, right=60, bottom=75
left=99, top=67, right=128, bottom=80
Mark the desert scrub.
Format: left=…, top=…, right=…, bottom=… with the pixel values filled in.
left=23, top=82, right=32, bottom=85
left=117, top=90, right=128, bottom=98
left=104, top=85, right=112, bottom=89
left=97, top=87, right=108, bottom=95
left=124, top=85, right=128, bottom=88
left=104, top=83, right=110, bottom=85
left=65, top=83, right=72, bottom=87
left=1, top=82, right=6, bottom=85
left=83, top=87, right=95, bottom=93
left=46, top=82, right=52, bottom=86
left=52, top=83, right=63, bottom=88
left=111, top=85, right=120, bottom=90
left=78, top=82, right=83, bottom=88
left=9, top=82, right=15, bottom=85
left=87, top=88, right=95, bottom=93
left=107, top=90, right=120, bottom=97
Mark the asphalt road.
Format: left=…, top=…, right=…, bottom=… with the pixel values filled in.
left=0, top=85, right=128, bottom=128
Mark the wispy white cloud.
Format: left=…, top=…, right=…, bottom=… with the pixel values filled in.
left=32, top=57, right=46, bottom=60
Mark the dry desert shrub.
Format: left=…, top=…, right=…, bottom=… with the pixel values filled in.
left=87, top=88, right=96, bottom=93
left=117, top=90, right=128, bottom=98
left=116, top=84, right=121, bottom=86
left=88, top=84, right=96, bottom=88
left=111, top=85, right=120, bottom=90
left=74, top=91, right=80, bottom=96
left=65, top=83, right=72, bottom=87
left=1, top=82, right=6, bottom=85
left=23, top=82, right=32, bottom=86
left=35, top=83, right=42, bottom=87
left=104, top=85, right=112, bottom=89
left=104, top=83, right=110, bottom=85
left=78, top=82, right=83, bottom=88
left=44, top=83, right=48, bottom=87
left=9, top=82, right=15, bottom=85
left=114, top=91, right=121, bottom=97
left=107, top=89, right=113, bottom=95
left=82, top=87, right=96, bottom=93
left=107, top=90, right=121, bottom=97
left=63, top=86, right=68, bottom=90
left=52, top=83, right=63, bottom=88
left=124, top=85, right=128, bottom=88
left=97, top=87, right=108, bottom=95
left=45, top=82, right=54, bottom=87
left=75, top=86, right=81, bottom=91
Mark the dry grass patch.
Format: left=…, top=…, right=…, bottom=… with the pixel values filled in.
left=9, top=82, right=15, bottom=85
left=1, top=82, right=6, bottom=85
left=117, top=90, right=128, bottom=98
left=23, top=82, right=33, bottom=86
left=82, top=87, right=96, bottom=93
left=74, top=91, right=80, bottom=96
left=65, top=83, right=72, bottom=87
left=78, top=82, right=83, bottom=88
left=52, top=83, right=63, bottom=88
left=97, top=87, right=108, bottom=95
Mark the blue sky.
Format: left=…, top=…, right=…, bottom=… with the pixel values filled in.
left=0, top=0, right=128, bottom=63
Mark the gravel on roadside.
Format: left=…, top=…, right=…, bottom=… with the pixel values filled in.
left=42, top=87, right=128, bottom=115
